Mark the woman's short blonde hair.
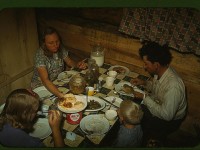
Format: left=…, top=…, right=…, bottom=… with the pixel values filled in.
left=119, top=100, right=143, bottom=125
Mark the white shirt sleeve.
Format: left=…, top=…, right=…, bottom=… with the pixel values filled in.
left=143, top=86, right=183, bottom=121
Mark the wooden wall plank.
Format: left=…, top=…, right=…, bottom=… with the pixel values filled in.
left=0, top=8, right=38, bottom=100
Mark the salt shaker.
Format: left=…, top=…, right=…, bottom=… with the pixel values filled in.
left=96, top=76, right=103, bottom=92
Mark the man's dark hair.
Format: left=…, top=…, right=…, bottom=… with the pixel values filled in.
left=139, top=41, right=172, bottom=66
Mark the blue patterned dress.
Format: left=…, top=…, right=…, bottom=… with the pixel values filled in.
left=31, top=46, right=68, bottom=89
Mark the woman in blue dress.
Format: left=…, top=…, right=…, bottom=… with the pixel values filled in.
left=31, top=27, right=87, bottom=98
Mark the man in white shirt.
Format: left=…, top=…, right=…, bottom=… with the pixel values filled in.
left=131, top=42, right=187, bottom=146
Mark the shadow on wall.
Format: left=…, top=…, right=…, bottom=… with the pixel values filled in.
left=0, top=74, right=11, bottom=103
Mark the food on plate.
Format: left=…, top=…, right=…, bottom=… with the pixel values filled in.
left=113, top=67, right=126, bottom=74
left=87, top=100, right=101, bottom=110
left=63, top=102, right=73, bottom=108
left=122, top=84, right=134, bottom=94
left=63, top=93, right=76, bottom=103
left=58, top=93, right=84, bottom=110
left=74, top=101, right=84, bottom=109
left=63, top=72, right=73, bottom=79
left=85, top=119, right=104, bottom=133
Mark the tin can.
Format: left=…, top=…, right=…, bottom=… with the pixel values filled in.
left=66, top=111, right=82, bottom=124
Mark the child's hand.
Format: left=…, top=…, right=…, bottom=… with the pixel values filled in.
left=48, top=110, right=62, bottom=130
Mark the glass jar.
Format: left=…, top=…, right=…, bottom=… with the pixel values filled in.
left=90, top=44, right=104, bottom=67
left=69, top=74, right=86, bottom=94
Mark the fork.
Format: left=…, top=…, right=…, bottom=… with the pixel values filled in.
left=108, top=97, right=116, bottom=109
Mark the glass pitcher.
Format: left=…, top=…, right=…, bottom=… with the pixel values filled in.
left=90, top=44, right=104, bottom=67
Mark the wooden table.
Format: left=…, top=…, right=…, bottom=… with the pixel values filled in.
left=42, top=63, right=149, bottom=147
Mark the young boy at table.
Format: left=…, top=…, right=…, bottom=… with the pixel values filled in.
left=112, top=100, right=144, bottom=147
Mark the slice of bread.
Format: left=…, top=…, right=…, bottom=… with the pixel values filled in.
left=64, top=93, right=76, bottom=103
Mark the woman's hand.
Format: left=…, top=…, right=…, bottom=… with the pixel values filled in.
left=76, top=59, right=87, bottom=70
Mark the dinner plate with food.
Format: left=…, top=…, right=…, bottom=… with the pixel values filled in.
left=115, top=81, right=144, bottom=97
left=80, top=114, right=110, bottom=135
left=57, top=70, right=78, bottom=82
left=57, top=93, right=87, bottom=113
left=85, top=96, right=106, bottom=112
left=109, top=65, right=130, bottom=75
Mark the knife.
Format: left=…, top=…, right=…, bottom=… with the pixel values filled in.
left=99, top=96, right=119, bottom=108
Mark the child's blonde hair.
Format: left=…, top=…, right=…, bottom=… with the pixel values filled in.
left=119, top=100, right=143, bottom=125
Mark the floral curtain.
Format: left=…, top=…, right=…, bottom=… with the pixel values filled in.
left=119, top=8, right=200, bottom=56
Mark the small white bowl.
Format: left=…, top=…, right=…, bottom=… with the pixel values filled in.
left=105, top=109, right=117, bottom=121
left=107, top=70, right=117, bottom=78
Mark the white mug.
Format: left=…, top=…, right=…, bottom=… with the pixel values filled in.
left=106, top=76, right=115, bottom=87
left=107, top=70, right=117, bottom=78
left=86, top=87, right=96, bottom=96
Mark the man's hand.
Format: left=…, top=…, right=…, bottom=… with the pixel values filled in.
left=131, top=78, right=146, bottom=86
left=133, top=91, right=144, bottom=100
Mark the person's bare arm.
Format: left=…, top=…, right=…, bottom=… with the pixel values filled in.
left=64, top=57, right=87, bottom=69
left=64, top=56, right=76, bottom=68
left=37, top=67, right=64, bottom=98
left=48, top=110, right=65, bottom=147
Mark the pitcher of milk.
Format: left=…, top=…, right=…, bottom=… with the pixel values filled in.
left=90, top=44, right=104, bottom=67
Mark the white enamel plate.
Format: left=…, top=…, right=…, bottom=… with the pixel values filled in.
left=29, top=118, right=52, bottom=139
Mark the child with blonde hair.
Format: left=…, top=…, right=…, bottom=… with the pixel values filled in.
left=112, top=100, right=144, bottom=147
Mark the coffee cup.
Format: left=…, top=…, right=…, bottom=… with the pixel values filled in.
left=106, top=76, right=115, bottom=87
left=86, top=87, right=96, bottom=96
left=107, top=70, right=117, bottom=78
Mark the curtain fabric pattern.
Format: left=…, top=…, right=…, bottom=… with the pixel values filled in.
left=119, top=8, right=200, bottom=56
